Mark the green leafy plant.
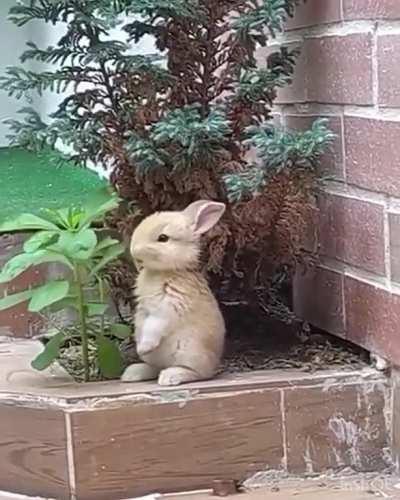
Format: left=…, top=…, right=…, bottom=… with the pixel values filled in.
left=1, top=0, right=335, bottom=334
left=0, top=187, right=130, bottom=382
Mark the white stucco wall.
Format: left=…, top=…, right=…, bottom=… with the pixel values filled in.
left=0, top=0, right=31, bottom=146
left=0, top=4, right=156, bottom=163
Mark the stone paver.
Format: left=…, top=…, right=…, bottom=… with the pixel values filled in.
left=0, top=490, right=396, bottom=500
left=163, top=476, right=400, bottom=500
left=165, top=486, right=396, bottom=500
left=0, top=337, right=74, bottom=391
left=0, top=492, right=54, bottom=500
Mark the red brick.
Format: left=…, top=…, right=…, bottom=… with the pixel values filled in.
left=285, top=115, right=344, bottom=180
left=345, top=276, right=400, bottom=364
left=0, top=233, right=46, bottom=338
left=344, top=0, right=400, bottom=20
left=0, top=232, right=72, bottom=338
left=345, top=117, right=400, bottom=197
left=285, top=383, right=390, bottom=473
left=389, top=212, right=400, bottom=283
left=306, top=35, right=374, bottom=105
left=378, top=35, right=400, bottom=107
left=0, top=233, right=26, bottom=254
left=0, top=267, right=46, bottom=338
left=293, top=267, right=345, bottom=336
left=318, top=194, right=385, bottom=275
left=286, top=0, right=341, bottom=30
left=393, top=369, right=400, bottom=468
left=275, top=35, right=373, bottom=105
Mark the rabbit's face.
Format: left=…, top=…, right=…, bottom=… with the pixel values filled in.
left=130, top=212, right=200, bottom=271
left=130, top=201, right=226, bottom=272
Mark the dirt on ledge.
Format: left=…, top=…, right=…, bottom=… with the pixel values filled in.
left=55, top=307, right=372, bottom=382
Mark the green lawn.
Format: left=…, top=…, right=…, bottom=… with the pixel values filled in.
left=0, top=148, right=107, bottom=223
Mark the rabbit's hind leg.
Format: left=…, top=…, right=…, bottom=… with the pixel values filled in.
left=158, top=366, right=206, bottom=386
left=121, top=363, right=160, bottom=382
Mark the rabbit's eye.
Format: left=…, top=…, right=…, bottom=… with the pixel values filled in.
left=157, top=234, right=169, bottom=243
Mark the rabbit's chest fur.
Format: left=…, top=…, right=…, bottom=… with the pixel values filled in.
left=135, top=269, right=204, bottom=316
left=134, top=269, right=225, bottom=371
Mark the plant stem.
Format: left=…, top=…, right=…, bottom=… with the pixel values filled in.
left=98, top=277, right=105, bottom=336
left=75, top=264, right=90, bottom=382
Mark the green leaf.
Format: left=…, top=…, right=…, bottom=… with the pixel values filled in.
left=79, top=187, right=120, bottom=229
left=96, top=334, right=124, bottom=379
left=28, top=281, right=70, bottom=312
left=48, top=296, right=78, bottom=312
left=0, top=250, right=73, bottom=283
left=0, top=213, right=58, bottom=233
left=87, top=302, right=109, bottom=316
left=94, top=236, right=121, bottom=255
left=0, top=253, right=42, bottom=283
left=90, top=243, right=125, bottom=277
left=56, top=229, right=97, bottom=260
left=0, top=289, right=34, bottom=311
left=31, top=332, right=65, bottom=371
left=41, top=206, right=83, bottom=229
left=23, top=231, right=59, bottom=253
left=109, top=323, right=132, bottom=339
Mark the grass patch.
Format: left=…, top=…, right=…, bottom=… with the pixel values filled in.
left=0, top=148, right=107, bottom=223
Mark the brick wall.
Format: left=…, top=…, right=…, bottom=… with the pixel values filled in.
left=0, top=234, right=69, bottom=338
left=274, top=0, right=400, bottom=364
left=0, top=234, right=44, bottom=337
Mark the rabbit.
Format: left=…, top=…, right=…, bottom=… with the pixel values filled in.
left=121, top=200, right=226, bottom=386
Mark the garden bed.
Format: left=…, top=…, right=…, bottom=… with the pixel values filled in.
left=54, top=323, right=370, bottom=382
left=0, top=149, right=393, bottom=499
left=0, top=337, right=392, bottom=500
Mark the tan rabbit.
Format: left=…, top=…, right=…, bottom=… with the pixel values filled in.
left=121, top=200, right=226, bottom=386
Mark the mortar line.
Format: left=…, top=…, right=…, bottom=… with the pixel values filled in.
left=321, top=179, right=400, bottom=208
left=273, top=20, right=375, bottom=43
left=65, top=411, right=77, bottom=500
left=372, top=21, right=379, bottom=110
left=280, top=389, right=288, bottom=471
left=283, top=19, right=400, bottom=38
left=340, top=112, right=347, bottom=183
left=322, top=181, right=386, bottom=204
left=390, top=377, right=398, bottom=471
left=383, top=199, right=393, bottom=292
left=340, top=269, right=347, bottom=340
left=319, top=258, right=400, bottom=294
left=339, top=0, right=344, bottom=22
left=274, top=102, right=400, bottom=120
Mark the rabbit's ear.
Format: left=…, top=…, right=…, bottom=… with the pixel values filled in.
left=183, top=200, right=226, bottom=235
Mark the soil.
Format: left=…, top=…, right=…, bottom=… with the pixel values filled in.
left=120, top=311, right=370, bottom=377
left=216, top=302, right=370, bottom=373
left=220, top=326, right=369, bottom=374
left=55, top=308, right=370, bottom=382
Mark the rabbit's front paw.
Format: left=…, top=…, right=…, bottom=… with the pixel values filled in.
left=121, top=363, right=159, bottom=382
left=137, top=339, right=160, bottom=356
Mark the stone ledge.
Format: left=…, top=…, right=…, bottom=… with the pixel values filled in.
left=0, top=338, right=387, bottom=404
left=0, top=339, right=392, bottom=499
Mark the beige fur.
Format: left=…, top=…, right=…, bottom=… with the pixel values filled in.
left=121, top=200, right=226, bottom=386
